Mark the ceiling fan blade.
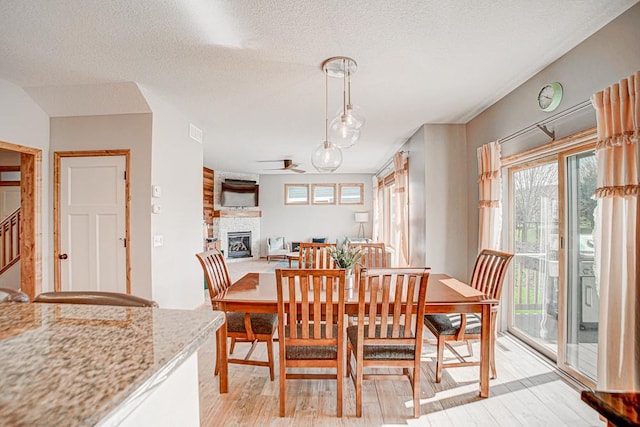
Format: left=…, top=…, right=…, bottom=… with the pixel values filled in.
left=256, top=160, right=285, bottom=163
left=290, top=168, right=306, bottom=173
left=263, top=167, right=286, bottom=171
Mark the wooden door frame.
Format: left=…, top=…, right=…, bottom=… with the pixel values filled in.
left=0, top=140, right=41, bottom=300
left=53, top=150, right=131, bottom=293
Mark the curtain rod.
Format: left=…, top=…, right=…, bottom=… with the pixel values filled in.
left=375, top=150, right=406, bottom=177
left=498, top=99, right=592, bottom=145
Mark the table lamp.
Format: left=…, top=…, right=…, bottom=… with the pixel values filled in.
left=354, top=212, right=369, bottom=239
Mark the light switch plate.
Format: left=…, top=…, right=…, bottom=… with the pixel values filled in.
left=152, top=204, right=161, bottom=214
left=152, top=185, right=162, bottom=198
left=153, top=235, right=164, bottom=247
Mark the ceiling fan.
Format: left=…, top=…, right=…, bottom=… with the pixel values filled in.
left=260, top=159, right=306, bottom=173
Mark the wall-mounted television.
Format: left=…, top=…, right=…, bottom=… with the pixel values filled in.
left=221, top=179, right=259, bottom=207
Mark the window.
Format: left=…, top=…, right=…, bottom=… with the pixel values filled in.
left=311, top=184, right=335, bottom=205
left=338, top=183, right=364, bottom=204
left=284, top=184, right=309, bottom=205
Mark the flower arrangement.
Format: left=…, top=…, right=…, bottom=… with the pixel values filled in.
left=328, top=237, right=363, bottom=270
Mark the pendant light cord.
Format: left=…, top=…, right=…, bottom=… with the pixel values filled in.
left=347, top=67, right=352, bottom=107
left=342, top=58, right=347, bottom=115
left=325, top=66, right=329, bottom=144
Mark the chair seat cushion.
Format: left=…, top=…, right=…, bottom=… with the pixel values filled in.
left=226, top=312, right=278, bottom=335
left=269, top=249, right=289, bottom=256
left=284, top=324, right=338, bottom=360
left=424, top=313, right=481, bottom=336
left=346, top=325, right=415, bottom=360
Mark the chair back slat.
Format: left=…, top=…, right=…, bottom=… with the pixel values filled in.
left=288, top=277, right=298, bottom=337
left=359, top=243, right=387, bottom=268
left=367, top=278, right=378, bottom=337
left=196, top=249, right=231, bottom=304
left=357, top=268, right=430, bottom=344
left=392, top=280, right=404, bottom=336
left=470, top=249, right=514, bottom=300
left=276, top=269, right=345, bottom=345
left=300, top=275, right=310, bottom=338
left=404, top=275, right=416, bottom=338
left=299, top=243, right=336, bottom=269
left=378, top=275, right=391, bottom=336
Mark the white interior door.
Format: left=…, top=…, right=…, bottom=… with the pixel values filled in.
left=60, top=156, right=126, bottom=293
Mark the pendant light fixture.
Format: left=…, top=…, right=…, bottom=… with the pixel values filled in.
left=327, top=57, right=365, bottom=148
left=311, top=61, right=343, bottom=172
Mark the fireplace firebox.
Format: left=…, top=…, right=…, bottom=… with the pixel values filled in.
left=227, top=231, right=252, bottom=259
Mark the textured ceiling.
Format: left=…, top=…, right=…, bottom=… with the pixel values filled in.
left=0, top=0, right=636, bottom=174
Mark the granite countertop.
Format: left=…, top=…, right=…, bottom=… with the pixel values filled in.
left=0, top=303, right=224, bottom=426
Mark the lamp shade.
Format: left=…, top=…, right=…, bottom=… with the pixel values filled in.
left=354, top=212, right=369, bottom=223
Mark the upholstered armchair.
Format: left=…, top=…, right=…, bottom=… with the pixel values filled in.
left=267, top=236, right=288, bottom=262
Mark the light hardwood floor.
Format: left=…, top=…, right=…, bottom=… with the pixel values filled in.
left=198, top=259, right=602, bottom=426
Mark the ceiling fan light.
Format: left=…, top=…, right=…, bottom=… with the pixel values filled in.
left=311, top=141, right=343, bottom=172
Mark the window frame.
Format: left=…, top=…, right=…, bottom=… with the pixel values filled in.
left=311, top=183, right=336, bottom=205
left=338, top=183, right=364, bottom=205
left=284, top=184, right=309, bottom=205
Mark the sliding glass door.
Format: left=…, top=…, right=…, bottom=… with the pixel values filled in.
left=560, top=149, right=598, bottom=383
left=509, top=159, right=559, bottom=356
left=507, top=140, right=598, bottom=386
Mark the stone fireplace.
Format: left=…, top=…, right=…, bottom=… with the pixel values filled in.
left=227, top=231, right=252, bottom=259
left=212, top=171, right=261, bottom=261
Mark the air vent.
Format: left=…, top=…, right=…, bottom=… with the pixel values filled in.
left=189, top=123, right=203, bottom=143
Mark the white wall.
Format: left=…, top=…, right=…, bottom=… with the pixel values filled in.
left=404, top=124, right=468, bottom=280
left=50, top=114, right=153, bottom=298
left=259, top=173, right=373, bottom=255
left=139, top=86, right=204, bottom=310
left=0, top=78, right=51, bottom=291
left=0, top=151, right=20, bottom=164
left=465, top=3, right=640, bottom=273
left=0, top=262, right=20, bottom=289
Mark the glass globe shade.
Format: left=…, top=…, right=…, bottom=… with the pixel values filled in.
left=329, top=115, right=360, bottom=148
left=311, top=141, right=343, bottom=172
left=343, top=104, right=365, bottom=129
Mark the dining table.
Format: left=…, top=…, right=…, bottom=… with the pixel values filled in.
left=214, top=272, right=498, bottom=398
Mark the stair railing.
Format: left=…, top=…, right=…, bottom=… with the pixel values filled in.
left=0, top=208, right=20, bottom=275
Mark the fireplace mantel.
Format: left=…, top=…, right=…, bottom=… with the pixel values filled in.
left=213, top=210, right=261, bottom=218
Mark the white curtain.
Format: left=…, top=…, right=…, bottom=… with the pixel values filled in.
left=372, top=175, right=380, bottom=242
left=477, top=141, right=502, bottom=252
left=393, top=152, right=409, bottom=266
left=591, top=70, right=639, bottom=392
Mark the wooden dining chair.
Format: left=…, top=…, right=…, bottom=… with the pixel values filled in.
left=299, top=242, right=336, bottom=269
left=346, top=267, right=431, bottom=418
left=275, top=268, right=345, bottom=417
left=358, top=242, right=387, bottom=268
left=423, top=249, right=513, bottom=382
left=196, top=249, right=277, bottom=381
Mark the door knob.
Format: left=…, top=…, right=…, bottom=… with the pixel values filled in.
left=59, top=253, right=68, bottom=260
